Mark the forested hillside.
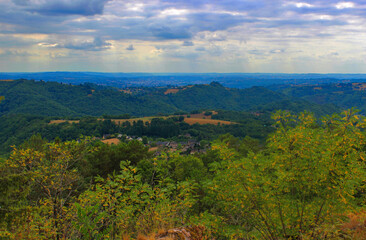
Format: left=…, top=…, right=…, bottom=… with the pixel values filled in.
left=270, top=82, right=366, bottom=114
left=1, top=79, right=366, bottom=239
left=1, top=110, right=366, bottom=239
left=0, top=79, right=336, bottom=117
left=0, top=80, right=177, bottom=116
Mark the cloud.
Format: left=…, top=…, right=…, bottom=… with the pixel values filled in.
left=189, top=12, right=254, bottom=32
left=126, top=44, right=135, bottom=51
left=3, top=0, right=362, bottom=43
left=149, top=23, right=192, bottom=40
left=0, top=35, right=37, bottom=47
left=205, top=45, right=224, bottom=57
left=14, top=0, right=111, bottom=16
left=248, top=49, right=266, bottom=56
left=55, top=37, right=111, bottom=51
left=12, top=0, right=29, bottom=6
left=0, top=49, right=35, bottom=57
left=182, top=41, right=194, bottom=46
left=155, top=44, right=181, bottom=50
left=1, top=0, right=366, bottom=72
left=248, top=48, right=285, bottom=56
left=270, top=49, right=285, bottom=54
left=195, top=46, right=206, bottom=51
left=162, top=50, right=200, bottom=59
left=198, top=32, right=227, bottom=42
left=335, top=2, right=355, bottom=9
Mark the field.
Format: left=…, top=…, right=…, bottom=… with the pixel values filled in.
left=111, top=116, right=233, bottom=126
left=148, top=147, right=158, bottom=152
left=164, top=88, right=180, bottom=94
left=184, top=118, right=234, bottom=125
left=101, top=138, right=121, bottom=145
left=164, top=85, right=194, bottom=95
left=49, top=111, right=236, bottom=126
left=49, top=120, right=80, bottom=124
left=183, top=111, right=218, bottom=119
left=352, top=83, right=366, bottom=91
left=111, top=111, right=233, bottom=125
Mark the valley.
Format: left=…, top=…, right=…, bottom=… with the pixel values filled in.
left=1, top=77, right=366, bottom=239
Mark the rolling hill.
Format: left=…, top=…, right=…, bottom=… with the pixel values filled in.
left=0, top=79, right=337, bottom=117
left=269, top=82, right=366, bottom=114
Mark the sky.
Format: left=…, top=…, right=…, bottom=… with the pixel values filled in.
left=0, top=0, right=366, bottom=73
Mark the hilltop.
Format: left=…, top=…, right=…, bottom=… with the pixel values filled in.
left=0, top=79, right=336, bottom=117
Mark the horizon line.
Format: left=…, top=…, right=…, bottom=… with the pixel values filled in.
left=1, top=71, right=366, bottom=75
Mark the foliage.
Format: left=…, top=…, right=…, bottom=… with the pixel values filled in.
left=70, top=161, right=197, bottom=239
left=0, top=79, right=335, bottom=117
left=0, top=137, right=92, bottom=239
left=2, top=109, right=366, bottom=239
left=84, top=140, right=151, bottom=179
left=340, top=210, right=366, bottom=239
left=202, top=109, right=366, bottom=239
left=0, top=115, right=51, bottom=155
left=272, top=82, right=366, bottom=114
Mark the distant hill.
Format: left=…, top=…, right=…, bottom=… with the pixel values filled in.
left=269, top=82, right=366, bottom=114
left=1, top=72, right=366, bottom=88
left=0, top=79, right=337, bottom=117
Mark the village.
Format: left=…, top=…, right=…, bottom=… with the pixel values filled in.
left=101, top=133, right=207, bottom=155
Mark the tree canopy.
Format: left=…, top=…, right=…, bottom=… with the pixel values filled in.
left=1, top=110, right=366, bottom=239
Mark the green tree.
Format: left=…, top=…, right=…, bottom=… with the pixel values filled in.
left=0, top=138, right=92, bottom=239
left=71, top=161, right=197, bottom=239
left=84, top=140, right=151, bottom=180
left=203, top=110, right=366, bottom=239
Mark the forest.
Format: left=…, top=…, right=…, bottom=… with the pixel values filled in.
left=2, top=81, right=366, bottom=239
left=2, top=108, right=366, bottom=239
left=0, top=110, right=273, bottom=156
left=0, top=79, right=337, bottom=117
left=269, top=82, right=366, bottom=114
